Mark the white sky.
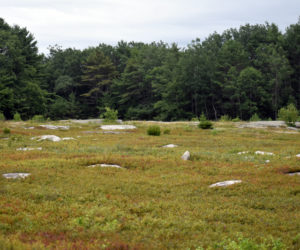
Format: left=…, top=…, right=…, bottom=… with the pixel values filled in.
left=1, top=0, right=299, bottom=54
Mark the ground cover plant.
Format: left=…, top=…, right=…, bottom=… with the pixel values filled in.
left=0, top=120, right=300, bottom=249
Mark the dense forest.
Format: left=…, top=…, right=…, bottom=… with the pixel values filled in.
left=0, top=17, right=299, bottom=121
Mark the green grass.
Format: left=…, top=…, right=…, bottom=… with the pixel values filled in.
left=0, top=121, right=299, bottom=249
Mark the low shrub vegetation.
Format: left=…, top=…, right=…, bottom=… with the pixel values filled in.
left=2, top=127, right=10, bottom=134
left=31, top=115, right=45, bottom=122
left=0, top=112, right=5, bottom=121
left=147, top=125, right=161, bottom=136
left=278, top=103, right=299, bottom=127
left=250, top=113, right=261, bottom=121
left=220, top=115, right=231, bottom=121
left=232, top=117, right=240, bottom=122
left=13, top=112, right=22, bottom=121
left=198, top=113, right=213, bottom=129
left=100, top=107, right=118, bottom=122
left=0, top=120, right=299, bottom=249
left=163, top=128, right=171, bottom=134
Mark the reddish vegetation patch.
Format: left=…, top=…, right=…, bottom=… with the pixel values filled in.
left=2, top=152, right=50, bottom=161
left=276, top=165, right=300, bottom=174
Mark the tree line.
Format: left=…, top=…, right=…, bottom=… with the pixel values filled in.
left=0, top=17, right=299, bottom=121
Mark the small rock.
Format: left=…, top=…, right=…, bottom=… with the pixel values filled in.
left=31, top=135, right=61, bottom=142
left=287, top=127, right=298, bottom=131
left=265, top=160, right=270, bottom=163
left=287, top=172, right=300, bottom=176
left=87, top=164, right=123, bottom=169
left=82, top=131, right=101, bottom=134
left=237, top=151, right=249, bottom=155
left=3, top=173, right=31, bottom=179
left=255, top=151, right=274, bottom=156
left=39, top=125, right=69, bottom=130
left=103, top=131, right=123, bottom=134
left=181, top=151, right=190, bottom=160
left=24, top=126, right=35, bottom=129
left=162, top=144, right=178, bottom=148
left=16, top=147, right=42, bottom=151
left=296, top=154, right=300, bottom=158
left=100, top=125, right=136, bottom=130
left=238, top=121, right=286, bottom=129
left=209, top=180, right=242, bottom=188
left=62, top=137, right=75, bottom=140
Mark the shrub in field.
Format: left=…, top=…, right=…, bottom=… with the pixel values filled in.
left=250, top=113, right=260, bottom=121
left=0, top=112, right=5, bottom=121
left=198, top=113, right=213, bottom=129
left=101, top=107, right=118, bottom=122
left=147, top=125, right=161, bottom=136
left=220, top=115, right=231, bottom=121
left=216, top=235, right=285, bottom=250
left=3, top=127, right=10, bottom=134
left=198, top=120, right=213, bottom=129
left=278, top=103, right=299, bottom=127
left=191, top=117, right=199, bottom=121
left=163, top=128, right=171, bottom=134
left=13, top=112, right=22, bottom=121
left=232, top=117, right=240, bottom=122
left=31, top=115, right=45, bottom=122
left=199, top=113, right=207, bottom=122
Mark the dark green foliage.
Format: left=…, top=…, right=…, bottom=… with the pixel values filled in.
left=81, top=49, right=118, bottom=117
left=1, top=17, right=300, bottom=121
left=0, top=18, right=46, bottom=119
left=278, top=103, right=299, bottom=126
left=147, top=125, right=161, bottom=136
left=3, top=127, right=10, bottom=134
left=0, top=112, right=5, bottom=121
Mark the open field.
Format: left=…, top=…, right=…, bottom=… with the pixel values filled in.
left=0, top=120, right=300, bottom=249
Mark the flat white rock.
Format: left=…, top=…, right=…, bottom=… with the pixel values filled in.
left=100, top=125, right=136, bottom=130
left=31, top=135, right=61, bottom=142
left=209, top=180, right=242, bottom=188
left=62, top=137, right=75, bottom=140
left=238, top=121, right=286, bottom=128
left=255, top=151, right=274, bottom=156
left=3, top=173, right=31, bottom=179
left=88, top=164, right=123, bottom=169
left=16, top=147, right=42, bottom=151
left=39, top=125, right=69, bottom=130
left=296, top=154, right=300, bottom=158
left=237, top=151, right=249, bottom=155
left=162, top=144, right=178, bottom=148
left=181, top=151, right=190, bottom=160
left=287, top=172, right=300, bottom=176
left=287, top=127, right=298, bottom=130
left=24, top=127, right=35, bottom=129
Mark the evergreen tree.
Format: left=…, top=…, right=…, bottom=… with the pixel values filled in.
left=0, top=18, right=46, bottom=119
left=81, top=48, right=117, bottom=117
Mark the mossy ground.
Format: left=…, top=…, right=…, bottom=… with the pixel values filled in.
left=0, top=121, right=299, bottom=249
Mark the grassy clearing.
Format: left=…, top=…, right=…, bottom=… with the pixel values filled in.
left=0, top=121, right=300, bottom=249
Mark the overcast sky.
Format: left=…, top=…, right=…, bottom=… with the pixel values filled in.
left=1, top=0, right=299, bottom=54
